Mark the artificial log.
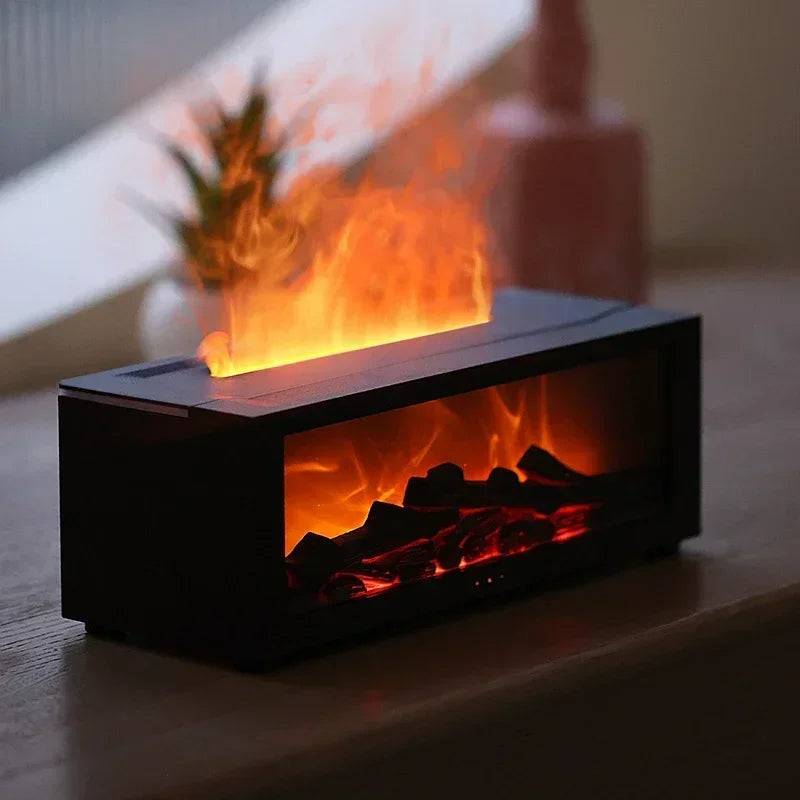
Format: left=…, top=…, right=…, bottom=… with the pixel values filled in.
left=550, top=503, right=594, bottom=533
left=350, top=562, right=397, bottom=583
left=518, top=446, right=664, bottom=506
left=460, top=509, right=507, bottom=562
left=362, top=538, right=436, bottom=583
left=405, top=449, right=662, bottom=513
left=433, top=533, right=464, bottom=570
left=432, top=507, right=560, bottom=568
left=487, top=466, right=521, bottom=492
left=332, top=525, right=370, bottom=564
left=426, top=461, right=465, bottom=490
left=433, top=509, right=496, bottom=549
left=516, top=445, right=587, bottom=485
left=320, top=573, right=367, bottom=603
left=286, top=532, right=345, bottom=589
left=497, top=517, right=555, bottom=554
left=461, top=529, right=494, bottom=563
left=304, top=447, right=663, bottom=605
left=333, top=503, right=457, bottom=565
left=397, top=555, right=437, bottom=583
left=366, top=502, right=458, bottom=541
left=433, top=508, right=507, bottom=566
left=404, top=470, right=569, bottom=513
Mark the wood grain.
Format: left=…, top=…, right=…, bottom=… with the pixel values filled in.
left=1, top=262, right=799, bottom=799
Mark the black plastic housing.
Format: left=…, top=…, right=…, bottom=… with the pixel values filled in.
left=58, top=288, right=701, bottom=667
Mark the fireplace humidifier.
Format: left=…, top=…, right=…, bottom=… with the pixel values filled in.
left=58, top=288, right=700, bottom=668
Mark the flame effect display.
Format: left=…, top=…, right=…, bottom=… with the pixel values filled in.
left=285, top=379, right=555, bottom=552
left=196, top=126, right=493, bottom=378
left=284, top=356, right=662, bottom=555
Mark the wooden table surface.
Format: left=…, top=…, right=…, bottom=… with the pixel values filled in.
left=2, top=262, right=800, bottom=799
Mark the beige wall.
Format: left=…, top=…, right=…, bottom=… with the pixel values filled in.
left=0, top=282, right=148, bottom=397
left=590, top=0, right=800, bottom=253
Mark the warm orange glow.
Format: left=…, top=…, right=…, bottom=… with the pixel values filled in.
left=284, top=356, right=662, bottom=555
left=291, top=383, right=575, bottom=554
left=283, top=354, right=663, bottom=603
left=349, top=503, right=596, bottom=599
left=196, top=125, right=493, bottom=377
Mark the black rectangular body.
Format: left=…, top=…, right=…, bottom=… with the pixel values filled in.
left=59, top=288, right=701, bottom=667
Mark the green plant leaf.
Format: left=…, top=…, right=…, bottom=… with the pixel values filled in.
left=150, top=74, right=291, bottom=288
left=240, top=89, right=267, bottom=145
left=208, top=104, right=234, bottom=170
left=167, top=145, right=209, bottom=204
left=253, top=152, right=280, bottom=176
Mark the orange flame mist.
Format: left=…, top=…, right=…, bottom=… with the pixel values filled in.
left=196, top=120, right=493, bottom=378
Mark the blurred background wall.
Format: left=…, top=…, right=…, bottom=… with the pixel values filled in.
left=3, top=0, right=797, bottom=251
left=0, top=0, right=798, bottom=394
left=590, top=0, right=800, bottom=255
left=0, top=0, right=281, bottom=182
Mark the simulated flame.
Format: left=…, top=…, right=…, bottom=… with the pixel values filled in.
left=284, top=355, right=661, bottom=554
left=286, top=375, right=595, bottom=554
left=193, top=118, right=493, bottom=378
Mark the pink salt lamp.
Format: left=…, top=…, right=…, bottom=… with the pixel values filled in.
left=482, top=0, right=647, bottom=301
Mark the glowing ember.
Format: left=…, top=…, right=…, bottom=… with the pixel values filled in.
left=335, top=503, right=597, bottom=600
